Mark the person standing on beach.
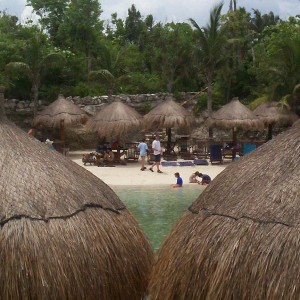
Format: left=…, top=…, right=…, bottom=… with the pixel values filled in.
left=150, top=135, right=163, bottom=173
left=172, top=172, right=183, bottom=188
left=137, top=138, right=148, bottom=171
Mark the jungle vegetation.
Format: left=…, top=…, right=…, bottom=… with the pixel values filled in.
left=0, top=1, right=299, bottom=115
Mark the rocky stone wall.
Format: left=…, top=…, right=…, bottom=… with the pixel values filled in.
left=4, top=92, right=198, bottom=116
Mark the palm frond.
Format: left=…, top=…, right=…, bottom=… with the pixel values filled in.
left=248, top=95, right=269, bottom=110
left=41, top=53, right=65, bottom=69
left=89, top=69, right=115, bottom=83
left=5, top=62, right=32, bottom=78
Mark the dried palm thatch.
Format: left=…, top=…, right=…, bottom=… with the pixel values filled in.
left=86, top=101, right=142, bottom=138
left=33, top=94, right=88, bottom=128
left=253, top=101, right=299, bottom=125
left=207, top=97, right=264, bottom=130
left=143, top=97, right=195, bottom=130
left=149, top=120, right=300, bottom=300
left=144, top=97, right=195, bottom=153
left=0, top=91, right=153, bottom=299
left=34, top=94, right=89, bottom=143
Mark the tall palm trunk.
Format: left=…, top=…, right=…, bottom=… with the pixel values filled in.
left=31, top=79, right=40, bottom=117
left=207, top=71, right=214, bottom=138
left=0, top=86, right=6, bottom=120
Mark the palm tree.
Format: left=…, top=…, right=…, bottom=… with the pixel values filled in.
left=189, top=2, right=226, bottom=136
left=270, top=39, right=300, bottom=113
left=5, top=32, right=64, bottom=116
left=229, top=0, right=237, bottom=11
left=89, top=46, right=131, bottom=96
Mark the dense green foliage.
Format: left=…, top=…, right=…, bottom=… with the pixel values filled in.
left=0, top=1, right=299, bottom=115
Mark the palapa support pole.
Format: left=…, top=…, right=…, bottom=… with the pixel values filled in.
left=267, top=123, right=273, bottom=141
left=232, top=127, right=237, bottom=161
left=60, top=119, right=65, bottom=147
left=0, top=86, right=6, bottom=121
left=166, top=128, right=172, bottom=154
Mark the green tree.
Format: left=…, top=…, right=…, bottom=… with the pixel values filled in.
left=88, top=43, right=138, bottom=95
left=190, top=2, right=226, bottom=122
left=218, top=8, right=255, bottom=101
left=27, top=0, right=70, bottom=46
left=252, top=18, right=300, bottom=113
left=6, top=29, right=64, bottom=115
left=149, top=22, right=196, bottom=92
left=57, top=0, right=103, bottom=75
left=251, top=10, right=280, bottom=34
left=124, top=4, right=144, bottom=44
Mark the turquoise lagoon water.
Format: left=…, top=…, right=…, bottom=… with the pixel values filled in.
left=112, top=185, right=203, bottom=251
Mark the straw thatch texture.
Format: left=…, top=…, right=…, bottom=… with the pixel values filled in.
left=253, top=101, right=299, bottom=125
left=86, top=101, right=142, bottom=138
left=0, top=119, right=153, bottom=299
left=33, top=94, right=88, bottom=128
left=148, top=120, right=300, bottom=300
left=143, top=98, right=195, bottom=130
left=207, top=97, right=264, bottom=130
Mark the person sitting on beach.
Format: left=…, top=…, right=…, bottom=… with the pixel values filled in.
left=199, top=173, right=211, bottom=185
left=172, top=172, right=183, bottom=188
left=189, top=171, right=201, bottom=183
left=27, top=127, right=36, bottom=137
left=103, top=149, right=115, bottom=163
left=45, top=138, right=55, bottom=150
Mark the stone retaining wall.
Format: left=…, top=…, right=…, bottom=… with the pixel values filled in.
left=4, top=92, right=198, bottom=115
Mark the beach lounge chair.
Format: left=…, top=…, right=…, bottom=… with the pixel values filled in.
left=191, top=139, right=209, bottom=159
left=241, top=143, right=257, bottom=156
left=178, top=161, right=194, bottom=167
left=194, top=159, right=209, bottom=165
left=126, top=148, right=139, bottom=161
left=161, top=161, right=178, bottom=167
left=209, top=144, right=223, bottom=164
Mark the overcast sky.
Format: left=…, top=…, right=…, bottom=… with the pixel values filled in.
left=0, top=0, right=299, bottom=26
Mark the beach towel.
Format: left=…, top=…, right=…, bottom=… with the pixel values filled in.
left=178, top=161, right=194, bottom=167
left=194, top=159, right=209, bottom=165
left=161, top=161, right=178, bottom=167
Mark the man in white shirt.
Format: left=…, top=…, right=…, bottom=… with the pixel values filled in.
left=150, top=135, right=163, bottom=173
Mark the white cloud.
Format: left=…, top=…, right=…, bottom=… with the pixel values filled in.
left=1, top=0, right=299, bottom=26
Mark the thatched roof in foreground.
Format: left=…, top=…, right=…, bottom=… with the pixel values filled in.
left=149, top=120, right=300, bottom=300
left=253, top=101, right=299, bottom=125
left=143, top=97, right=195, bottom=130
left=33, top=94, right=88, bottom=128
left=86, top=101, right=142, bottom=138
left=207, top=97, right=264, bottom=130
left=0, top=115, right=152, bottom=298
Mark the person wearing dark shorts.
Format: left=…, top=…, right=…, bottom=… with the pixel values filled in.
left=150, top=135, right=163, bottom=173
left=199, top=173, right=211, bottom=185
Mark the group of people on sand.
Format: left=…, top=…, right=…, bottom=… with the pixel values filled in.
left=137, top=135, right=211, bottom=188
left=171, top=171, right=211, bottom=188
left=82, top=149, right=115, bottom=166
left=137, top=135, right=163, bottom=173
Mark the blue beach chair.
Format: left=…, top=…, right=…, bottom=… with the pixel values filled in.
left=209, top=144, right=223, bottom=164
left=242, top=144, right=257, bottom=156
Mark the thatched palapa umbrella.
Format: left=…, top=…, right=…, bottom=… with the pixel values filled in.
left=207, top=97, right=263, bottom=128
left=33, top=94, right=88, bottom=143
left=143, top=96, right=195, bottom=154
left=0, top=89, right=153, bottom=299
left=253, top=101, right=299, bottom=140
left=149, top=121, right=300, bottom=299
left=207, top=97, right=264, bottom=144
left=87, top=100, right=142, bottom=138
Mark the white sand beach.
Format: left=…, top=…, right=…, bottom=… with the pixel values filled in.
left=70, top=151, right=228, bottom=186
